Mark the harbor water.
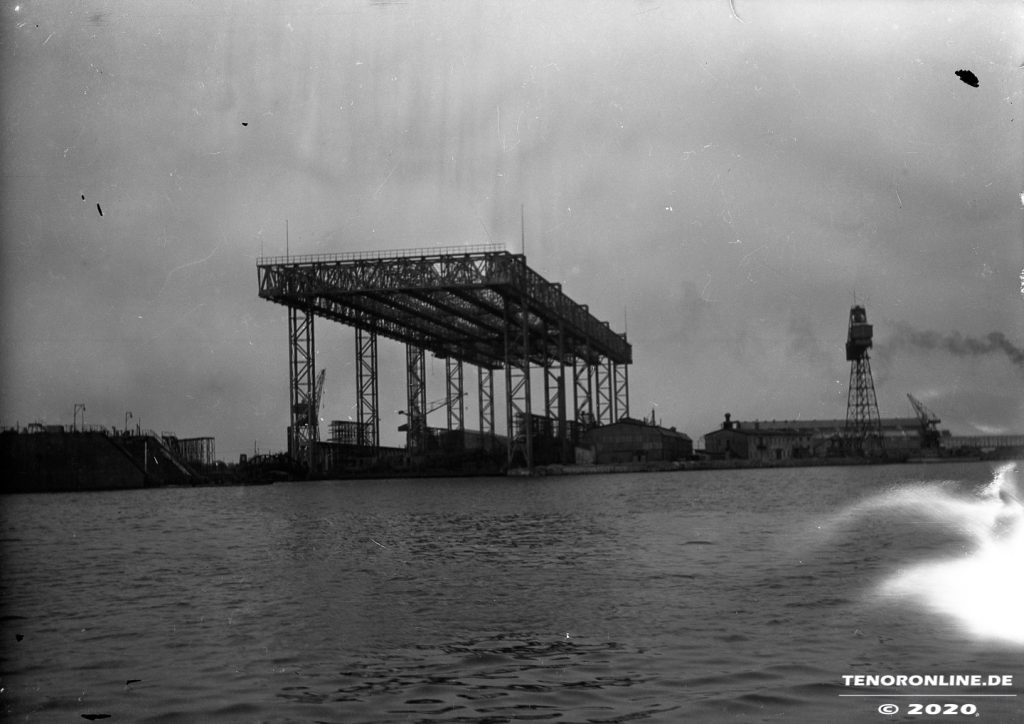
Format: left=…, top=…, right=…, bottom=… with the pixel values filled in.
left=1, top=462, right=1022, bottom=722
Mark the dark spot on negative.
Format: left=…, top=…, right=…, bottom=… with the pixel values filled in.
left=81, top=716, right=111, bottom=721
left=96, top=203, right=103, bottom=217
left=242, top=122, right=248, bottom=126
left=955, top=69, right=979, bottom=88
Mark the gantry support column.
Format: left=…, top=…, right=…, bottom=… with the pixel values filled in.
left=595, top=357, right=614, bottom=425
left=574, top=354, right=594, bottom=429
left=541, top=321, right=568, bottom=463
left=614, top=361, right=629, bottom=422
left=288, top=305, right=317, bottom=471
left=405, top=344, right=427, bottom=453
left=446, top=357, right=465, bottom=432
left=541, top=322, right=556, bottom=459
left=478, top=366, right=495, bottom=451
left=558, top=331, right=569, bottom=462
left=505, top=301, right=532, bottom=470
left=355, top=328, right=379, bottom=449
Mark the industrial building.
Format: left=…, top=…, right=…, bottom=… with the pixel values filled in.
left=579, top=418, right=692, bottom=464
left=702, top=413, right=943, bottom=462
left=942, top=434, right=1024, bottom=457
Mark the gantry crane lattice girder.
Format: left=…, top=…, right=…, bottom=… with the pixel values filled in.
left=256, top=245, right=632, bottom=370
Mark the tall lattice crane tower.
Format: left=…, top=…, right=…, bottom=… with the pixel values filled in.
left=844, top=305, right=883, bottom=454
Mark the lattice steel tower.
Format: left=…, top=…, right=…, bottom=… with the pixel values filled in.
left=844, top=305, right=883, bottom=454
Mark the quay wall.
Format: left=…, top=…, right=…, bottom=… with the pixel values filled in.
left=0, top=431, right=203, bottom=493
left=1, top=431, right=148, bottom=493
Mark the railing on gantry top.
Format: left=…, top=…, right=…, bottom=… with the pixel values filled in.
left=257, top=243, right=508, bottom=266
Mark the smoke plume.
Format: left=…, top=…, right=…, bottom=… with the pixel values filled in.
left=886, top=323, right=1024, bottom=369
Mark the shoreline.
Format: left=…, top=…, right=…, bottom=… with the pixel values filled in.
left=511, top=455, right=996, bottom=477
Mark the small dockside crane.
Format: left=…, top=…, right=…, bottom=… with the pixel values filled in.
left=907, top=393, right=942, bottom=450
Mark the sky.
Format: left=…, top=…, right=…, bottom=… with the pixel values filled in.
left=1, top=0, right=1022, bottom=461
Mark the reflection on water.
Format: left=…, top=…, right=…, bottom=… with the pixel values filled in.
left=1, top=463, right=1022, bottom=722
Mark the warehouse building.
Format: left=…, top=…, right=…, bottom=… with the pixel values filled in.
left=703, top=413, right=927, bottom=461
left=580, top=418, right=692, bottom=464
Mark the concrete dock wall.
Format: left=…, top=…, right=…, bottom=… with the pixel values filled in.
left=1, top=431, right=149, bottom=493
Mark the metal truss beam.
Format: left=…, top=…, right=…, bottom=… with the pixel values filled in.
left=359, top=291, right=476, bottom=337
left=355, top=327, right=379, bottom=448
left=258, top=248, right=631, bottom=368
left=300, top=293, right=500, bottom=370
left=288, top=305, right=317, bottom=470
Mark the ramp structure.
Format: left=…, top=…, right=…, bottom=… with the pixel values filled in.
left=257, top=244, right=631, bottom=472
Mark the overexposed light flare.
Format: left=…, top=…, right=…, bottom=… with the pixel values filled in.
left=878, top=463, right=1024, bottom=645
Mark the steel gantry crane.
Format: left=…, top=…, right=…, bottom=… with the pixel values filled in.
left=258, top=245, right=632, bottom=473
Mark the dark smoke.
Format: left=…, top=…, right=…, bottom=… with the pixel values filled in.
left=886, top=323, right=1024, bottom=368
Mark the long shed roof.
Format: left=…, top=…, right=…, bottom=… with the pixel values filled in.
left=707, top=417, right=923, bottom=437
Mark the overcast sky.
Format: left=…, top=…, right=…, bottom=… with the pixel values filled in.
left=2, top=0, right=1022, bottom=460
